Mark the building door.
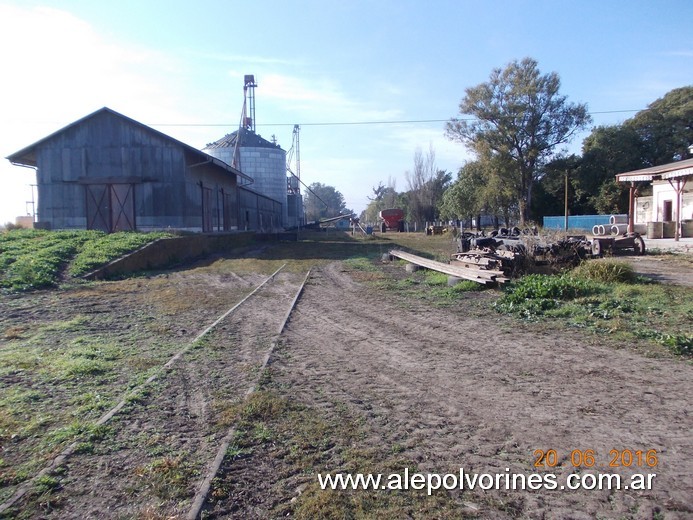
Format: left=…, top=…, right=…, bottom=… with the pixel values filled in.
left=86, top=184, right=135, bottom=232
left=223, top=192, right=236, bottom=230
left=662, top=200, right=673, bottom=222
left=86, top=184, right=110, bottom=232
left=110, top=184, right=135, bottom=231
left=201, top=186, right=213, bottom=232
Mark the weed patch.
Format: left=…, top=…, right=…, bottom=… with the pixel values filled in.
left=134, top=454, right=198, bottom=500
left=342, top=256, right=379, bottom=272
left=494, top=271, right=692, bottom=357
left=69, top=231, right=171, bottom=276
left=207, top=388, right=469, bottom=519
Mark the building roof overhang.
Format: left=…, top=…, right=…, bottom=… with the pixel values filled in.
left=616, top=158, right=693, bottom=183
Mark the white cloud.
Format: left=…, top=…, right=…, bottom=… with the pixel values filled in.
left=258, top=73, right=403, bottom=123
left=0, top=5, right=191, bottom=141
left=655, top=50, right=693, bottom=58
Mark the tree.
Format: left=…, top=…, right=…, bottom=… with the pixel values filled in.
left=439, top=158, right=515, bottom=228
left=574, top=125, right=644, bottom=214
left=446, top=57, right=591, bottom=224
left=405, top=145, right=452, bottom=227
left=560, top=87, right=693, bottom=216
left=368, top=182, right=388, bottom=202
left=531, top=154, right=581, bottom=220
left=627, top=86, right=693, bottom=166
left=439, top=161, right=485, bottom=225
left=405, top=146, right=437, bottom=227
left=361, top=178, right=398, bottom=223
left=303, top=182, right=350, bottom=222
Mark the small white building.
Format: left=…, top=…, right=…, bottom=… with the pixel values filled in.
left=616, top=158, right=693, bottom=240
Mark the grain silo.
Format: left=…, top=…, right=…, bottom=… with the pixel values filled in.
left=203, top=76, right=289, bottom=228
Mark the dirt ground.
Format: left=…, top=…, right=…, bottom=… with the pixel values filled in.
left=208, top=262, right=692, bottom=519
left=621, top=253, right=693, bottom=287
left=1, top=243, right=691, bottom=519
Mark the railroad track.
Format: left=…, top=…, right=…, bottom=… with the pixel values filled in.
left=0, top=264, right=312, bottom=518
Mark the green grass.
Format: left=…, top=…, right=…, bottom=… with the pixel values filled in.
left=0, top=309, right=187, bottom=504
left=69, top=231, right=171, bottom=276
left=493, top=267, right=692, bottom=356
left=342, top=238, right=691, bottom=356
left=134, top=454, right=199, bottom=500
left=342, top=256, right=380, bottom=272
left=0, top=229, right=171, bottom=292
left=372, top=265, right=487, bottom=307
left=208, top=388, right=467, bottom=519
left=0, top=230, right=96, bottom=291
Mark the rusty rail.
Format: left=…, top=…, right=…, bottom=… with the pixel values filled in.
left=0, top=264, right=289, bottom=516
left=186, top=268, right=312, bottom=520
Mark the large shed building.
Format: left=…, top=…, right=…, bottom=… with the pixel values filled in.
left=6, top=107, right=283, bottom=233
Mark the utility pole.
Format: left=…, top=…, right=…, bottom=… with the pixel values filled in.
left=564, top=171, right=569, bottom=232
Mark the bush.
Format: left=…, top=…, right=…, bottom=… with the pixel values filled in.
left=634, top=329, right=693, bottom=357
left=571, top=260, right=636, bottom=284
left=1, top=222, right=24, bottom=231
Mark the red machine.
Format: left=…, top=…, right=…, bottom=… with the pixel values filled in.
left=379, top=208, right=405, bottom=232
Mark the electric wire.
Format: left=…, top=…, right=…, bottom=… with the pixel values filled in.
left=147, top=109, right=645, bottom=128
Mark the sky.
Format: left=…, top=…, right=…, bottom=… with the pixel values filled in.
left=1, top=0, right=692, bottom=224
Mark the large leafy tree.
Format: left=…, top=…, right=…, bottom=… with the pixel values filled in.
left=303, top=182, right=350, bottom=222
left=446, top=57, right=591, bottom=224
left=574, top=125, right=644, bottom=214
left=563, top=86, right=693, bottom=215
left=361, top=180, right=398, bottom=223
left=439, top=162, right=485, bottom=224
left=627, top=86, right=693, bottom=166
left=530, top=154, right=581, bottom=220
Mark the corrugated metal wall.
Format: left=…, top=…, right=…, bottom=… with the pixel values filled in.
left=238, top=187, right=283, bottom=232
left=543, top=215, right=620, bottom=230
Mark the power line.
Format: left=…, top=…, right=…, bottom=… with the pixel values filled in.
left=149, top=119, right=448, bottom=127
left=148, top=109, right=643, bottom=129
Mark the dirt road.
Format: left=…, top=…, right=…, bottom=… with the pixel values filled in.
left=209, top=262, right=692, bottom=519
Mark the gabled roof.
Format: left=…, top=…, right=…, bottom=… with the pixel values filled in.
left=6, top=107, right=253, bottom=183
left=616, top=158, right=693, bottom=182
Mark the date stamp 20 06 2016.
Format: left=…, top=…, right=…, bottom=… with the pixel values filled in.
left=533, top=449, right=659, bottom=469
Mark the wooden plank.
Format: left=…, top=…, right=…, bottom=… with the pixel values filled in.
left=389, top=250, right=503, bottom=284
left=452, top=256, right=495, bottom=267
left=452, top=262, right=506, bottom=277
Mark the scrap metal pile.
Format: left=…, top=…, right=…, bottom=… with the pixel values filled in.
left=389, top=226, right=646, bottom=286
left=449, top=227, right=646, bottom=282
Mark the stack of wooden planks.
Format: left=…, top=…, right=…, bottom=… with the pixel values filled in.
left=388, top=250, right=509, bottom=285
